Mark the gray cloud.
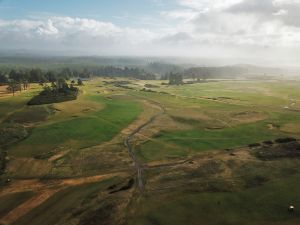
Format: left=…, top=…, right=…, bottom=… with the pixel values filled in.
left=227, top=0, right=275, bottom=14
left=226, top=0, right=300, bottom=27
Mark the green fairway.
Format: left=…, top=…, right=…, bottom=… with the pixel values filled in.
left=137, top=118, right=283, bottom=162
left=140, top=124, right=299, bottom=163
left=9, top=95, right=142, bottom=157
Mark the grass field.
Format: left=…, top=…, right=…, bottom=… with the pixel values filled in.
left=132, top=81, right=300, bottom=163
left=1, top=78, right=300, bottom=225
left=9, top=95, right=142, bottom=157
left=137, top=121, right=281, bottom=162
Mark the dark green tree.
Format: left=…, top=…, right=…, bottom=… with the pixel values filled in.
left=77, top=79, right=84, bottom=86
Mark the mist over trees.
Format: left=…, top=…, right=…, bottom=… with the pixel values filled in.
left=144, top=62, right=183, bottom=76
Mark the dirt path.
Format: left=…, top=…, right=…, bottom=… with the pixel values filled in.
left=124, top=100, right=165, bottom=192
left=0, top=172, right=125, bottom=198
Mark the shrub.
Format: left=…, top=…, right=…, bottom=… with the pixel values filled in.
left=263, top=140, right=273, bottom=145
left=248, top=143, right=261, bottom=148
left=275, top=137, right=297, bottom=143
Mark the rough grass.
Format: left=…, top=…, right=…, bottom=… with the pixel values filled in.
left=5, top=105, right=51, bottom=124
left=0, top=191, right=34, bottom=218
left=0, top=85, right=42, bottom=119
left=9, top=95, right=142, bottom=157
left=127, top=174, right=300, bottom=225
left=13, top=177, right=120, bottom=225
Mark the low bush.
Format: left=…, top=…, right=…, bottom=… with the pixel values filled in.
left=263, top=140, right=273, bottom=145
left=275, top=137, right=297, bottom=143
left=248, top=143, right=261, bottom=148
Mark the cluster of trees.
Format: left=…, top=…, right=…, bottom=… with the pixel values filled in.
left=28, top=78, right=80, bottom=105
left=43, top=78, right=78, bottom=94
left=167, top=73, right=183, bottom=85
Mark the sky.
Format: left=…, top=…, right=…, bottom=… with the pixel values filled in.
left=1, top=0, right=300, bottom=65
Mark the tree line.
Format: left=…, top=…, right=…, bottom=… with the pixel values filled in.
left=162, top=66, right=245, bottom=85
left=0, top=66, right=156, bottom=95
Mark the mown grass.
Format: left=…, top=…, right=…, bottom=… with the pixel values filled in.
left=137, top=121, right=281, bottom=162
left=0, top=191, right=34, bottom=218
left=13, top=177, right=119, bottom=225
left=9, top=95, right=142, bottom=157
left=128, top=174, right=300, bottom=225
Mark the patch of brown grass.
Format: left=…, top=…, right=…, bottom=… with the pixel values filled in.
left=281, top=123, right=300, bottom=134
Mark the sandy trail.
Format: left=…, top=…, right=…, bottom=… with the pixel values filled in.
left=124, top=100, right=165, bottom=192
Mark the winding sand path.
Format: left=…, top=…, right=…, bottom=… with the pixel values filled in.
left=124, top=100, right=165, bottom=192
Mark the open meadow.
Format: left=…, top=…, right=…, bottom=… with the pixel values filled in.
left=1, top=78, right=300, bottom=225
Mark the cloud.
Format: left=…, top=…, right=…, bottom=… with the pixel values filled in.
left=273, top=9, right=288, bottom=16
left=0, top=0, right=300, bottom=65
left=178, top=0, right=244, bottom=11
left=0, top=17, right=158, bottom=54
left=161, top=0, right=300, bottom=48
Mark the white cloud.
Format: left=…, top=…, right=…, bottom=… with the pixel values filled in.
left=161, top=9, right=198, bottom=21
left=0, top=0, right=300, bottom=65
left=35, top=20, right=59, bottom=36
left=0, top=17, right=159, bottom=54
left=178, top=0, right=244, bottom=11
